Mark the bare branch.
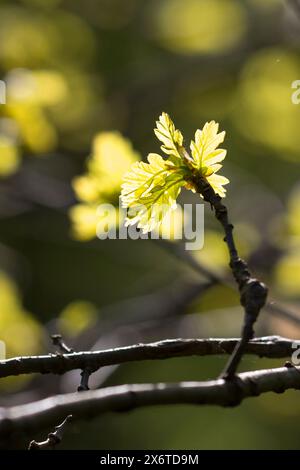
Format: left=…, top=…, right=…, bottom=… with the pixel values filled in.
left=0, top=336, right=298, bottom=379
left=28, top=415, right=72, bottom=450
left=1, top=365, right=300, bottom=440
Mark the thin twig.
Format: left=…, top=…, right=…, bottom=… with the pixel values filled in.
left=0, top=336, right=298, bottom=379
left=51, top=334, right=74, bottom=354
left=28, top=415, right=72, bottom=450
left=1, top=365, right=300, bottom=440
left=186, top=175, right=268, bottom=378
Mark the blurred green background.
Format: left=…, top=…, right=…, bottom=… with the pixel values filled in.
left=1, top=0, right=300, bottom=449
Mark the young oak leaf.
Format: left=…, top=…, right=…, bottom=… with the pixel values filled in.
left=190, top=120, right=229, bottom=197
left=125, top=176, right=185, bottom=233
left=154, top=112, right=183, bottom=159
left=121, top=153, right=186, bottom=233
left=121, top=154, right=168, bottom=206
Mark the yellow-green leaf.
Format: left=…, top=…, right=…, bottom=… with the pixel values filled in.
left=190, top=121, right=226, bottom=170
left=154, top=112, right=183, bottom=159
left=190, top=120, right=229, bottom=196
left=121, top=153, right=186, bottom=233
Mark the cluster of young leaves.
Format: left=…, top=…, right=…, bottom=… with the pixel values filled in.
left=121, top=113, right=229, bottom=233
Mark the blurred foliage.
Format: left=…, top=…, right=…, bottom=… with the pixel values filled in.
left=70, top=132, right=140, bottom=240
left=192, top=223, right=260, bottom=274
left=148, top=0, right=247, bottom=55
left=0, top=270, right=44, bottom=391
left=0, top=0, right=104, bottom=164
left=0, top=134, right=20, bottom=176
left=287, top=185, right=300, bottom=237
left=274, top=184, right=300, bottom=297
left=58, top=300, right=98, bottom=336
left=0, top=0, right=300, bottom=450
left=233, top=48, right=300, bottom=161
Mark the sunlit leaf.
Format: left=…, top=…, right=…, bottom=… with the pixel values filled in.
left=154, top=112, right=183, bottom=159
left=121, top=153, right=186, bottom=233
left=190, top=120, right=229, bottom=196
